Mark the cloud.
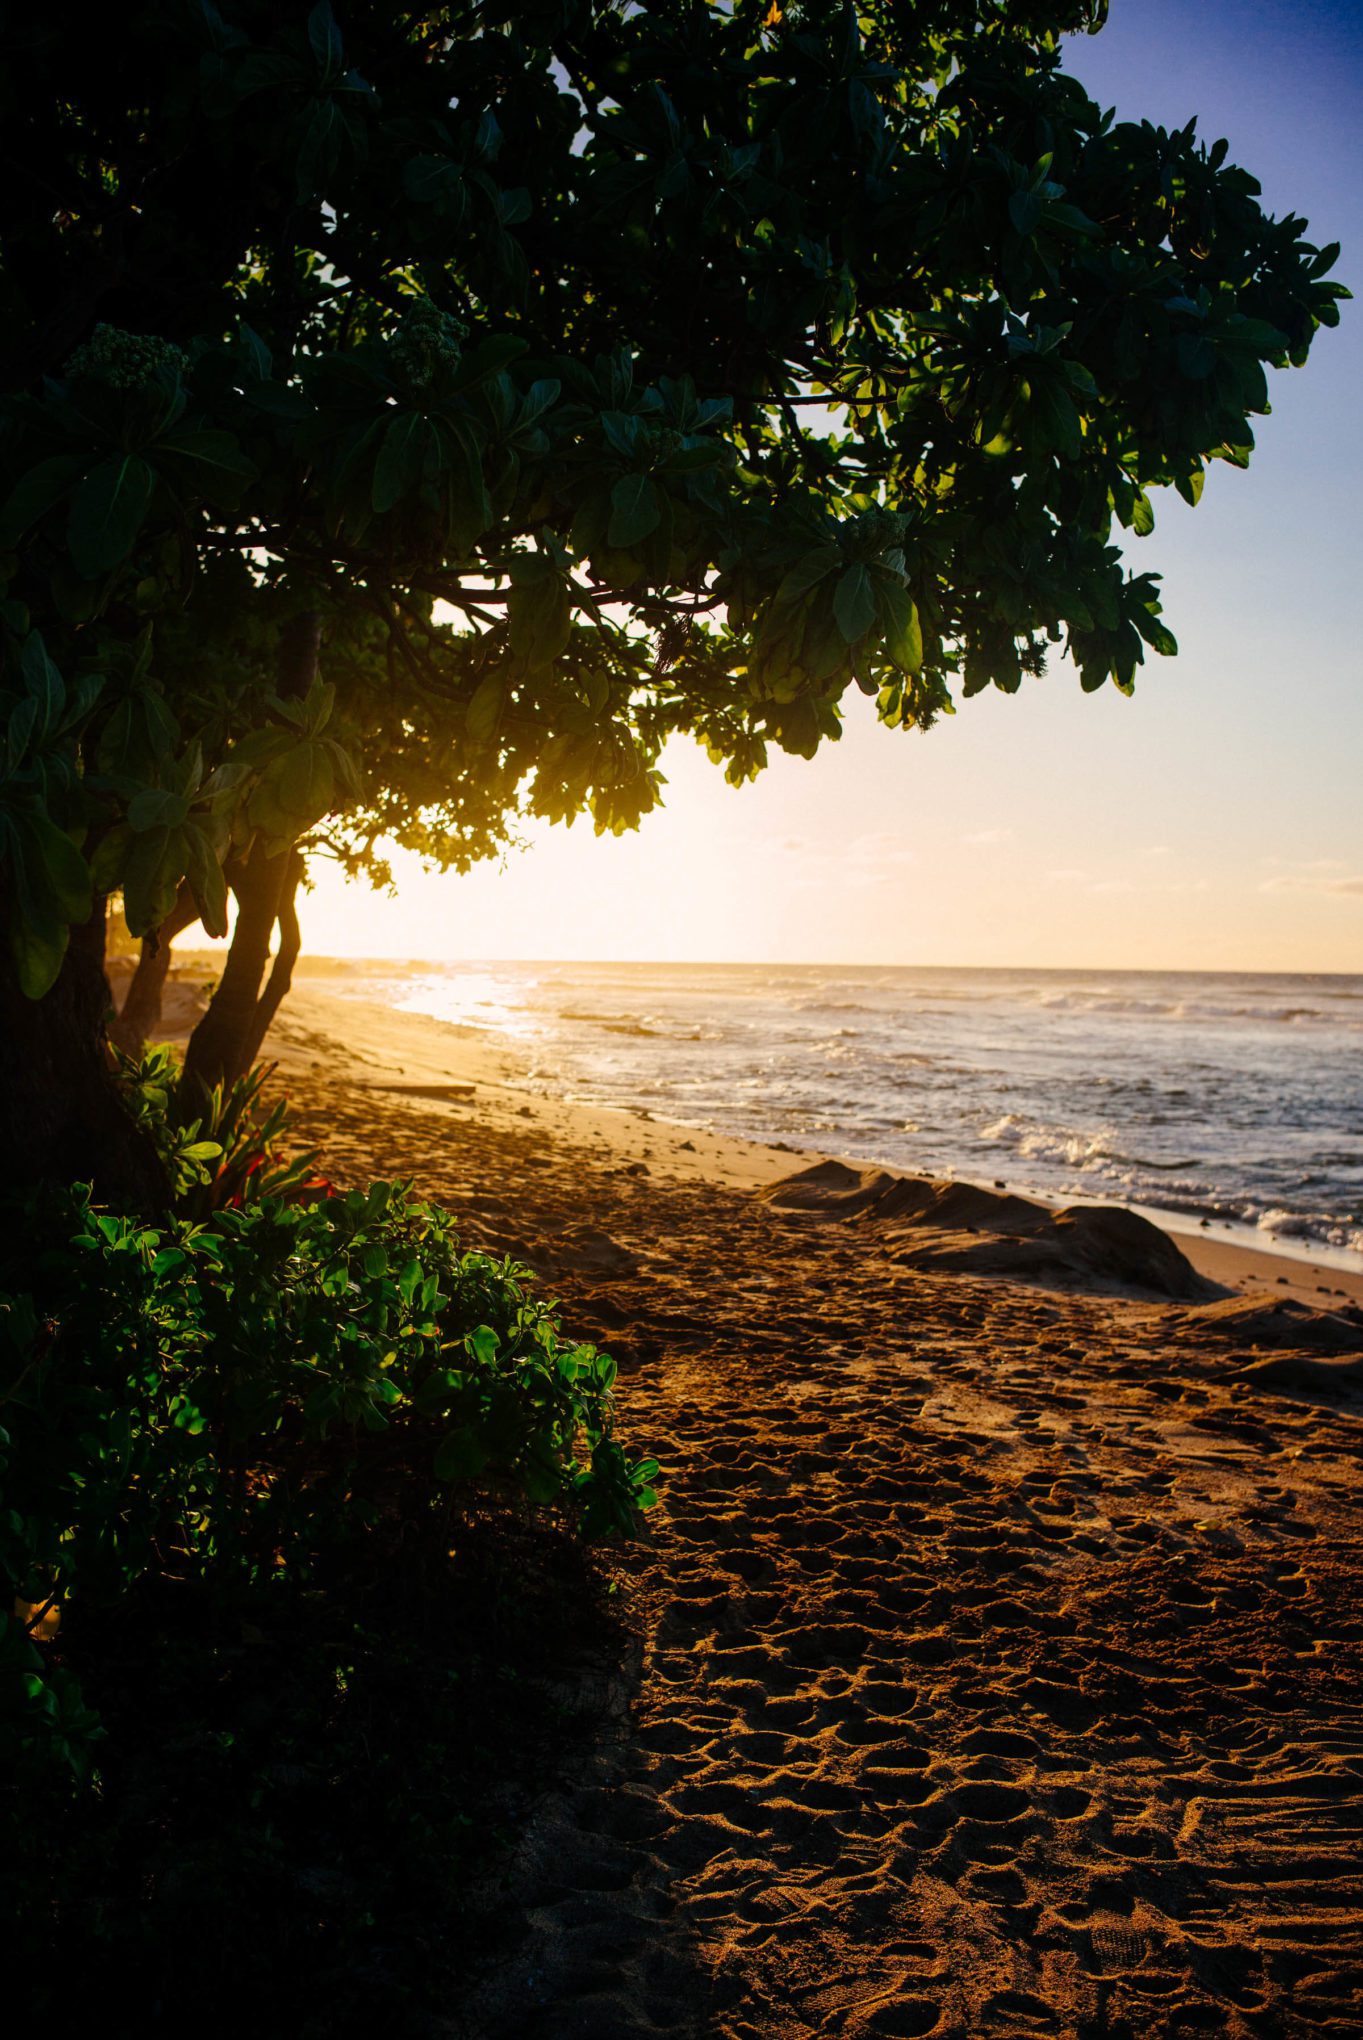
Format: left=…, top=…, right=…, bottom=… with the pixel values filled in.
left=1049, top=864, right=1209, bottom=896
left=775, top=831, right=918, bottom=886
left=826, top=832, right=919, bottom=876
left=960, top=826, right=1013, bottom=846
left=845, top=831, right=918, bottom=863
left=1261, top=872, right=1363, bottom=897
left=1089, top=876, right=1210, bottom=897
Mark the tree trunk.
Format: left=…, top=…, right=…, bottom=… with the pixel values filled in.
left=108, top=883, right=201, bottom=1058
left=238, top=850, right=304, bottom=1071
left=179, top=841, right=293, bottom=1099
left=0, top=898, right=169, bottom=1210
left=179, top=609, right=321, bottom=1100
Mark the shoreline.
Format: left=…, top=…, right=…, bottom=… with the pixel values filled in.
left=158, top=971, right=1363, bottom=1313
left=156, top=965, right=1363, bottom=2036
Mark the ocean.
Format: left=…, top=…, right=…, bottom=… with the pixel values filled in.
left=314, top=961, right=1363, bottom=1272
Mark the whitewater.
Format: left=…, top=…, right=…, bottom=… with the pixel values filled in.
left=312, top=962, right=1363, bottom=1271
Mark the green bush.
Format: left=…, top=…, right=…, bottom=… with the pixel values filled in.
left=0, top=1179, right=657, bottom=1781
left=115, top=1044, right=322, bottom=1210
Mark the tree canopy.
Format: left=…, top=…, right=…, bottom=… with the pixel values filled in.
left=0, top=0, right=1344, bottom=1124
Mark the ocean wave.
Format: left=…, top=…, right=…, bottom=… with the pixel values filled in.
left=558, top=1008, right=712, bottom=1041
left=789, top=998, right=876, bottom=1015
left=380, top=961, right=1362, bottom=1272
left=978, top=1114, right=1207, bottom=1178
left=1256, top=1207, right=1363, bottom=1254
left=978, top=1115, right=1112, bottom=1169
left=1022, top=989, right=1348, bottom=1027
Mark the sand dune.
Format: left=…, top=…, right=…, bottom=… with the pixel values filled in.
left=158, top=979, right=1363, bottom=2036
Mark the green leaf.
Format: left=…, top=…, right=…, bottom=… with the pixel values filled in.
left=295, top=96, right=344, bottom=199
left=122, top=825, right=184, bottom=936
left=372, top=411, right=431, bottom=513
left=466, top=1325, right=499, bottom=1367
left=608, top=474, right=661, bottom=548
left=68, top=456, right=155, bottom=578
left=665, top=439, right=726, bottom=474
left=89, top=824, right=132, bottom=894
left=10, top=915, right=68, bottom=1000
left=466, top=673, right=506, bottom=742
left=601, top=413, right=641, bottom=460
left=434, top=1429, right=487, bottom=1483
left=0, top=455, right=85, bottom=546
left=20, top=812, right=92, bottom=924
left=242, top=382, right=313, bottom=421
left=775, top=545, right=842, bottom=605
left=277, top=741, right=335, bottom=824
left=509, top=555, right=573, bottom=669
left=182, top=823, right=229, bottom=938
left=882, top=583, right=924, bottom=671
left=308, top=0, right=343, bottom=79
left=1009, top=189, right=1043, bottom=237
left=448, top=335, right=529, bottom=395
left=1176, top=333, right=1216, bottom=380
left=20, top=632, right=65, bottom=739
left=1132, top=608, right=1178, bottom=657
left=434, top=415, right=489, bottom=546
left=833, top=563, right=876, bottom=644
left=239, top=324, right=272, bottom=378
left=6, top=696, right=37, bottom=772
left=1030, top=381, right=1082, bottom=459
left=1131, top=491, right=1155, bottom=537
left=516, top=378, right=561, bottom=430
left=128, top=787, right=190, bottom=832
left=404, top=155, right=461, bottom=206
left=158, top=430, right=256, bottom=495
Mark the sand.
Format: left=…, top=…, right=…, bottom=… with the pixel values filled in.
left=164, top=977, right=1363, bottom=2037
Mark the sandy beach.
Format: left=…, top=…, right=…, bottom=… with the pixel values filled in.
left=163, top=976, right=1363, bottom=2037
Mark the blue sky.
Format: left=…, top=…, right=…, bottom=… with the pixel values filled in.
left=300, top=1, right=1362, bottom=972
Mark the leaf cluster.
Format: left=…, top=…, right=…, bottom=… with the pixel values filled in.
left=0, top=1162, right=653, bottom=1781
left=0, top=0, right=1345, bottom=986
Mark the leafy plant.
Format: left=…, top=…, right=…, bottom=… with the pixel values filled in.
left=181, top=1059, right=326, bottom=1215
left=116, top=1043, right=324, bottom=1214
left=0, top=1179, right=654, bottom=1782
left=114, top=1043, right=225, bottom=1197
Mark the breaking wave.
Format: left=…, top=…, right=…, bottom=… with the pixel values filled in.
left=317, top=960, right=1363, bottom=1271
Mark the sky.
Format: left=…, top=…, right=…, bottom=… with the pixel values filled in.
left=294, top=0, right=1362, bottom=974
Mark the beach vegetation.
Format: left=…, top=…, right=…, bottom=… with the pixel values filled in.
left=1, top=1159, right=648, bottom=1784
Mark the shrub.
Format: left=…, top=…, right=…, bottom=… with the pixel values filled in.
left=115, top=1045, right=323, bottom=1210
left=0, top=1179, right=657, bottom=1781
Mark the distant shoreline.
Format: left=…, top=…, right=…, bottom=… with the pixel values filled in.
left=170, top=949, right=1363, bottom=984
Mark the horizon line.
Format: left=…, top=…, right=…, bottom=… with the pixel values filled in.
left=163, top=951, right=1363, bottom=981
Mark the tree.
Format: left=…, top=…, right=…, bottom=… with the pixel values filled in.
left=0, top=0, right=1344, bottom=1199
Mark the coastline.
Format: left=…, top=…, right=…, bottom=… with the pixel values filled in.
left=161, top=972, right=1363, bottom=1314
left=152, top=967, right=1363, bottom=2036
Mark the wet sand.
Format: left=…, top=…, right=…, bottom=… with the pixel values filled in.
left=175, top=981, right=1363, bottom=2037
